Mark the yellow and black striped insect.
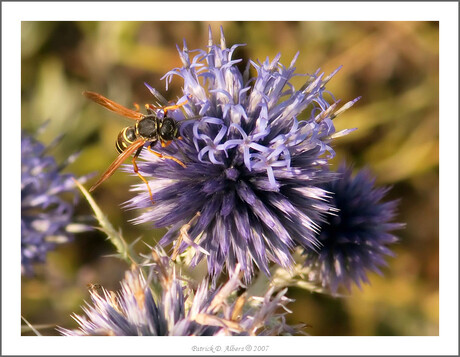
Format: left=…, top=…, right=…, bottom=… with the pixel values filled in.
left=83, top=91, right=187, bottom=203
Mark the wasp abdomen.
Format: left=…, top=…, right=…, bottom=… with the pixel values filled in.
left=116, top=126, right=137, bottom=153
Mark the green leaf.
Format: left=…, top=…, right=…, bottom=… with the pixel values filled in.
left=73, top=178, right=138, bottom=265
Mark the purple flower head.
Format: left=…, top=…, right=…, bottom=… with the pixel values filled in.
left=303, top=163, right=404, bottom=293
left=59, top=250, right=298, bottom=336
left=21, top=131, right=87, bottom=275
left=124, top=28, right=358, bottom=281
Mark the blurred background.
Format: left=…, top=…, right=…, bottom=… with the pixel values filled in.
left=21, top=21, right=438, bottom=336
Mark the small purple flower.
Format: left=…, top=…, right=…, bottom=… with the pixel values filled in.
left=58, top=251, right=298, bottom=336
left=124, top=28, right=358, bottom=281
left=21, top=131, right=86, bottom=275
left=303, top=163, right=404, bottom=293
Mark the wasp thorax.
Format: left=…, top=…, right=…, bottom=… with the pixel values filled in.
left=159, top=117, right=178, bottom=141
left=137, top=117, right=157, bottom=139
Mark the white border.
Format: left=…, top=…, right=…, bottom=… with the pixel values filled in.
left=3, top=1, right=458, bottom=355
left=2, top=1, right=456, bottom=21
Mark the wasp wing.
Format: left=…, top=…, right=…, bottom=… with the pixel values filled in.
left=89, top=139, right=146, bottom=192
left=83, top=91, right=144, bottom=121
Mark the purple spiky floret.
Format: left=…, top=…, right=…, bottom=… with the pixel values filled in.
left=58, top=252, right=298, bottom=336
left=304, top=163, right=404, bottom=293
left=124, top=28, right=359, bottom=281
left=21, top=132, right=87, bottom=275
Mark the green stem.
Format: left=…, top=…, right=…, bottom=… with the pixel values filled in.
left=73, top=178, right=138, bottom=266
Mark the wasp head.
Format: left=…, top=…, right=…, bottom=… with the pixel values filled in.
left=159, top=117, right=179, bottom=141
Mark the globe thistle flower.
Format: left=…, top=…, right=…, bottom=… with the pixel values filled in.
left=124, top=28, right=358, bottom=281
left=303, top=163, right=404, bottom=293
left=21, top=130, right=87, bottom=275
left=58, top=250, right=299, bottom=336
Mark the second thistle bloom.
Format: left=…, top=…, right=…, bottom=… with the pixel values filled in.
left=125, top=29, right=358, bottom=281
left=303, top=164, right=404, bottom=293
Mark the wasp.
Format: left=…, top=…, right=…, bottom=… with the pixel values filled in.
left=83, top=91, right=188, bottom=203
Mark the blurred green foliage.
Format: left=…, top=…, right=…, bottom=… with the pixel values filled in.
left=21, top=21, right=438, bottom=336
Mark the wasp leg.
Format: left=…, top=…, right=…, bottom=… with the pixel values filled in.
left=146, top=97, right=189, bottom=116
left=160, top=140, right=172, bottom=148
left=132, top=147, right=155, bottom=204
left=133, top=103, right=140, bottom=112
left=162, top=98, right=189, bottom=116
left=147, top=144, right=186, bottom=168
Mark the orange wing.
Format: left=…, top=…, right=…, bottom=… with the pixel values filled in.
left=89, top=139, right=146, bottom=192
left=83, top=91, right=144, bottom=121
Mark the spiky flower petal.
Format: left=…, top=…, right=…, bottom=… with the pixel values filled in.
left=304, top=163, right=404, bottom=293
left=124, top=28, right=358, bottom=281
left=59, top=251, right=299, bottom=336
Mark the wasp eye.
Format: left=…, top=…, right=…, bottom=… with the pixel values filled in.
left=159, top=118, right=177, bottom=141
